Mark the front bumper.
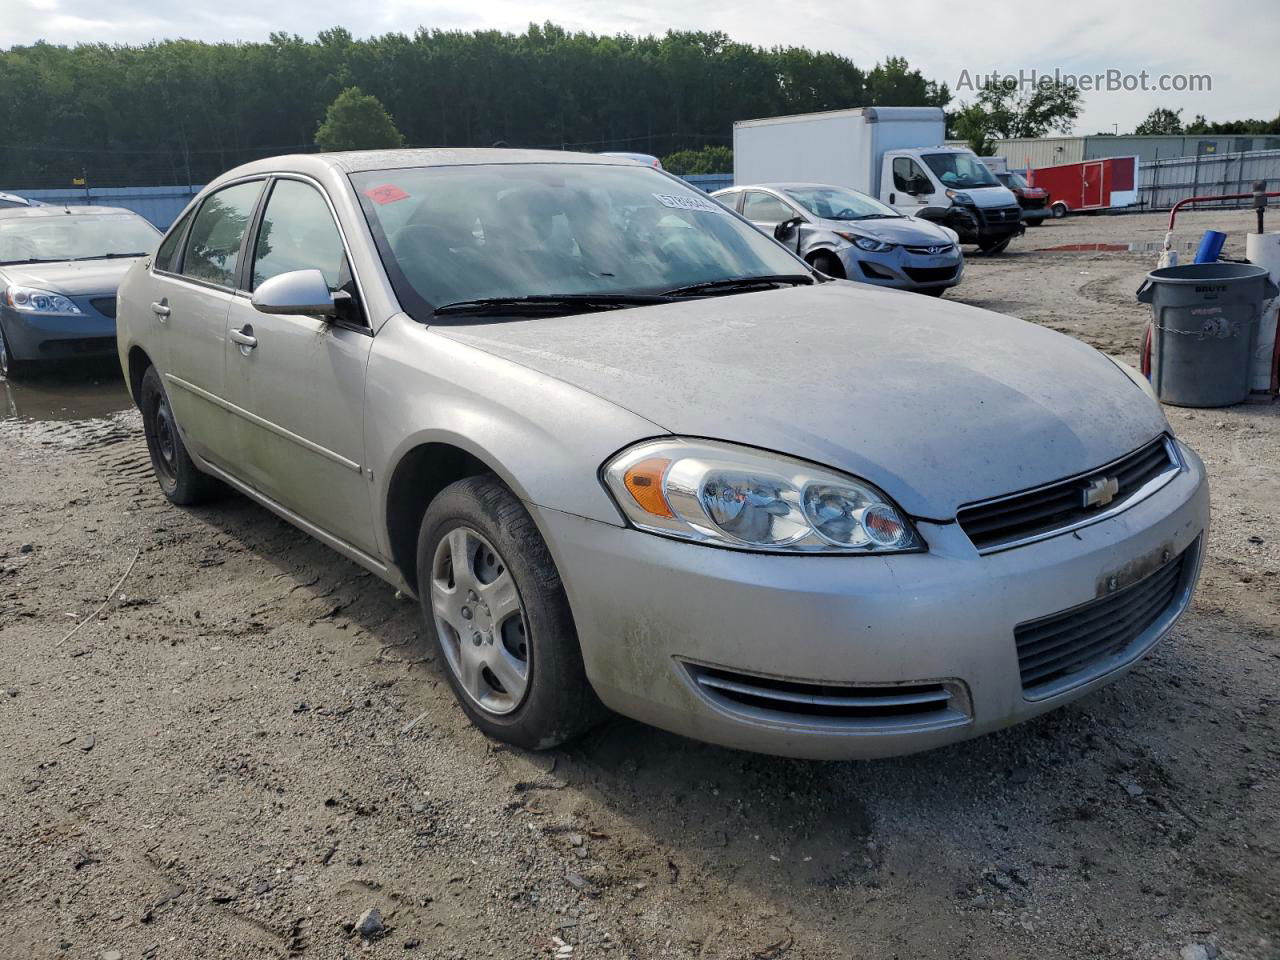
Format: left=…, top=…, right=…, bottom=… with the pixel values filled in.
left=0, top=301, right=117, bottom=362
left=836, top=245, right=964, bottom=292
left=537, top=441, right=1208, bottom=760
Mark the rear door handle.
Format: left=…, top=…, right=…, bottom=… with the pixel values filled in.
left=229, top=326, right=258, bottom=351
left=151, top=300, right=170, bottom=320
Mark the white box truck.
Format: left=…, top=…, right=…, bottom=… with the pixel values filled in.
left=733, top=107, right=1024, bottom=253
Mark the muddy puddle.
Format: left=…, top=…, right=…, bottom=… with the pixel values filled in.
left=1, top=366, right=132, bottom=422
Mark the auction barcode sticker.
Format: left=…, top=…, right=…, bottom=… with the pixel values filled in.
left=653, top=193, right=727, bottom=214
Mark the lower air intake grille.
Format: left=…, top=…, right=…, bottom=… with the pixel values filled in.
left=90, top=297, right=117, bottom=319
left=1015, top=542, right=1195, bottom=696
left=904, top=265, right=958, bottom=283
left=685, top=663, right=969, bottom=729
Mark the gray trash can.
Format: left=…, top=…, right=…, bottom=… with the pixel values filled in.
left=1137, top=262, right=1278, bottom=407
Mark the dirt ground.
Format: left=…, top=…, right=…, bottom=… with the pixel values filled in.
left=2, top=209, right=1277, bottom=960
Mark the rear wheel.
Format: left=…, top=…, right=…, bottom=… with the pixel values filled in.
left=140, top=365, right=221, bottom=505
left=416, top=475, right=603, bottom=750
left=1050, top=203, right=1068, bottom=219
left=0, top=324, right=35, bottom=379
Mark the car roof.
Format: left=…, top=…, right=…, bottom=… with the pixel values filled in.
left=222, top=148, right=642, bottom=182
left=0, top=204, right=141, bottom=220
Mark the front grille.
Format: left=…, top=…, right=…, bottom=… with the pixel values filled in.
left=903, top=265, right=958, bottom=283
left=1021, top=197, right=1048, bottom=210
left=1015, top=542, right=1194, bottom=696
left=90, top=296, right=117, bottom=319
left=957, top=436, right=1178, bottom=552
left=981, top=206, right=1023, bottom=225
left=904, top=243, right=955, bottom=255
left=37, top=336, right=116, bottom=357
left=685, top=663, right=969, bottom=729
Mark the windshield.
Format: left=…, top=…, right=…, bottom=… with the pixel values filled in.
left=0, top=213, right=160, bottom=265
left=1008, top=172, right=1030, bottom=189
left=351, top=163, right=806, bottom=317
left=920, top=153, right=1000, bottom=190
left=783, top=185, right=900, bottom=221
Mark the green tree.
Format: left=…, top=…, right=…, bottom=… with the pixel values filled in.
left=315, top=86, right=404, bottom=152
left=662, top=145, right=733, bottom=174
left=1134, top=107, right=1183, bottom=135
left=950, top=102, right=996, bottom=155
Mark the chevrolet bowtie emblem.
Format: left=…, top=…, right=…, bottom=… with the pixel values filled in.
left=1082, top=476, right=1119, bottom=509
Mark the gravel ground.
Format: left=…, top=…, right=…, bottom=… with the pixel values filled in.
left=1, top=209, right=1277, bottom=960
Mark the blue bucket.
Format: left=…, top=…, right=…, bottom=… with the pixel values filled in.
left=1194, top=230, right=1227, bottom=263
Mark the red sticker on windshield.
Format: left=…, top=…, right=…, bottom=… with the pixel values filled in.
left=364, top=184, right=409, bottom=205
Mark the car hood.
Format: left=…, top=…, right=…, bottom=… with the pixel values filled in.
left=0, top=258, right=137, bottom=296
left=815, top=215, right=954, bottom=245
left=433, top=283, right=1168, bottom=519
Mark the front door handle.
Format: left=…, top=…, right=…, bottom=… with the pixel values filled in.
left=229, top=326, right=258, bottom=352
left=151, top=300, right=170, bottom=320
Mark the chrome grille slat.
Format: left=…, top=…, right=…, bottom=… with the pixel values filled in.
left=1014, top=545, right=1192, bottom=693
left=695, top=674, right=952, bottom=708
left=958, top=437, right=1178, bottom=552
left=684, top=664, right=969, bottom=728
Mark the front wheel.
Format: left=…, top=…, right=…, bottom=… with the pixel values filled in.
left=809, top=251, right=846, bottom=279
left=919, top=287, right=947, bottom=297
left=978, top=236, right=1013, bottom=255
left=416, top=475, right=603, bottom=750
left=0, top=324, right=35, bottom=379
left=140, top=365, right=221, bottom=505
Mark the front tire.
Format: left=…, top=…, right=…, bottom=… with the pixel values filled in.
left=809, top=251, right=846, bottom=279
left=978, top=236, right=1013, bottom=255
left=140, top=365, right=221, bottom=505
left=416, top=475, right=603, bottom=750
left=0, top=324, right=35, bottom=379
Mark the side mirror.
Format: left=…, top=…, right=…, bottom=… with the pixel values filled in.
left=773, top=216, right=803, bottom=242
left=251, top=269, right=337, bottom=317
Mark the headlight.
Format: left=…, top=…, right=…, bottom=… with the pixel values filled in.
left=603, top=439, right=923, bottom=554
left=945, top=190, right=974, bottom=205
left=836, top=232, right=895, bottom=253
left=5, top=285, right=82, bottom=315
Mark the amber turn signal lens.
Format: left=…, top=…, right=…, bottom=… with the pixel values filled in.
left=623, top=457, right=674, bottom=518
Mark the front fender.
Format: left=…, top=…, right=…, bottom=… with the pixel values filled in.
left=364, top=315, right=665, bottom=559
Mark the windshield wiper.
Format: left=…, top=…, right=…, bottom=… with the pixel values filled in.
left=68, top=252, right=147, bottom=261
left=0, top=257, right=71, bottom=266
left=853, top=213, right=902, bottom=220
left=432, top=293, right=675, bottom=317
left=661, top=274, right=815, bottom=297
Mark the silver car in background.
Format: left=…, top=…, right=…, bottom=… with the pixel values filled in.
left=1, top=205, right=160, bottom=377
left=714, top=182, right=963, bottom=296
left=116, top=149, right=1206, bottom=760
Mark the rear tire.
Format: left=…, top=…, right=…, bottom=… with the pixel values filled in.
left=0, top=324, right=35, bottom=379
left=416, top=475, right=604, bottom=750
left=1050, top=203, right=1068, bottom=219
left=140, top=365, right=221, bottom=505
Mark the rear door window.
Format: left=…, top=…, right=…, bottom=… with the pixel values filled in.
left=181, top=180, right=263, bottom=288
left=155, top=208, right=193, bottom=273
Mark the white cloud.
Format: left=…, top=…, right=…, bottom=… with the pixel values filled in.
left=1, top=0, right=1273, bottom=133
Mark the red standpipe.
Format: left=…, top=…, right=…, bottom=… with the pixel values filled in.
left=1167, top=191, right=1280, bottom=230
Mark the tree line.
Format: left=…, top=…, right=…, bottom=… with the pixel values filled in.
left=0, top=25, right=949, bottom=188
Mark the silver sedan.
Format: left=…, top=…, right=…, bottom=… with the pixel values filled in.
left=116, top=149, right=1207, bottom=760
left=713, top=182, right=963, bottom=295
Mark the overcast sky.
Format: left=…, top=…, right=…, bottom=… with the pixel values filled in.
left=3, top=0, right=1274, bottom=136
